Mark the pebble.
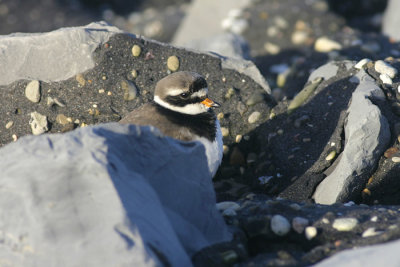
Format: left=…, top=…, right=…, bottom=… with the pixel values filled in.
left=271, top=215, right=291, bottom=236
left=167, top=56, right=180, bottom=72
left=379, top=73, right=393, bottom=85
left=216, top=201, right=240, bottom=211
left=121, top=80, right=138, bottom=101
left=221, top=127, right=229, bottom=137
left=246, top=93, right=264, bottom=106
left=264, top=42, right=280, bottom=55
left=5, top=121, right=13, bottom=129
left=258, top=176, right=273, bottom=185
left=217, top=113, right=224, bottom=120
left=291, top=30, right=309, bottom=45
left=75, top=74, right=86, bottom=87
left=235, top=135, right=242, bottom=143
left=314, top=37, right=342, bottom=52
left=248, top=111, right=261, bottom=124
left=354, top=58, right=371, bottom=69
left=29, top=112, right=48, bottom=135
left=292, top=217, right=309, bottom=234
left=25, top=80, right=41, bottom=103
left=289, top=203, right=302, bottom=211
left=288, top=77, right=323, bottom=114
left=223, top=145, right=229, bottom=154
left=221, top=250, right=238, bottom=264
left=237, top=102, right=247, bottom=116
left=392, top=157, right=400, bottom=163
left=325, top=150, right=336, bottom=161
left=375, top=60, right=398, bottom=78
left=56, top=114, right=71, bottom=125
left=305, top=226, right=317, bottom=240
left=225, top=88, right=235, bottom=99
left=362, top=227, right=382, bottom=238
left=332, top=218, right=358, bottom=231
left=131, top=69, right=138, bottom=79
left=12, top=134, right=18, bottom=142
left=131, top=44, right=142, bottom=57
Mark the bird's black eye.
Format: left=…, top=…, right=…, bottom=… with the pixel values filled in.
left=180, top=93, right=189, bottom=98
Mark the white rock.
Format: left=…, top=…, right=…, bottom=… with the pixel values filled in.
left=25, top=80, right=41, bottom=103
left=375, top=60, right=398, bottom=78
left=362, top=227, right=383, bottom=238
left=5, top=121, right=13, bottom=129
left=271, top=215, right=291, bottom=236
left=398, top=85, right=400, bottom=94
left=292, top=217, right=309, bottom=234
left=392, top=157, right=400, bottom=163
left=314, top=37, right=342, bottom=52
left=305, top=226, right=317, bottom=240
left=216, top=201, right=240, bottom=211
left=29, top=111, right=48, bottom=135
left=332, top=218, right=358, bottom=231
left=292, top=30, right=309, bottom=45
left=248, top=111, right=261, bottom=124
left=258, top=176, right=273, bottom=185
left=354, top=58, right=371, bottom=69
left=380, top=73, right=393, bottom=85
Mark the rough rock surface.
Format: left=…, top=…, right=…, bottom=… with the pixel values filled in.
left=0, top=123, right=230, bottom=266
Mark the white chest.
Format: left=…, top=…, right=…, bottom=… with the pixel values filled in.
left=193, top=120, right=223, bottom=178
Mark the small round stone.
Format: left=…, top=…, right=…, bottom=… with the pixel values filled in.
left=25, top=80, right=41, bottom=103
left=235, top=135, right=242, bottom=143
left=131, top=45, right=142, bottom=57
left=354, top=58, right=371, bottom=69
left=332, top=218, right=358, bottom=231
left=375, top=60, right=398, bottom=78
left=248, top=111, right=261, bottom=124
left=271, top=215, right=291, bottom=236
left=131, top=69, right=138, bottom=79
left=223, top=145, right=229, bottom=154
left=76, top=74, right=86, bottom=87
left=221, top=127, right=229, bottom=137
left=314, top=37, right=342, bottom=52
left=217, top=113, right=224, bottom=120
left=56, top=114, right=70, bottom=125
left=167, top=56, right=180, bottom=72
left=392, top=157, right=400, bottom=163
left=326, top=150, right=336, bottom=161
left=305, top=226, right=317, bottom=240
left=5, top=121, right=13, bottom=129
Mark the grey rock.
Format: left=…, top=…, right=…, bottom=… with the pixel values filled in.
left=307, top=61, right=339, bottom=82
left=0, top=123, right=231, bottom=266
left=0, top=22, right=122, bottom=85
left=172, top=0, right=251, bottom=46
left=383, top=0, right=400, bottom=41
left=184, top=32, right=251, bottom=60
left=316, top=238, right=400, bottom=267
left=313, top=69, right=390, bottom=204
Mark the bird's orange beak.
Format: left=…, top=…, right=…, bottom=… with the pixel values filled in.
left=201, top=98, right=220, bottom=108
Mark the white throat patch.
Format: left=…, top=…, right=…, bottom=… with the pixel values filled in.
left=154, top=95, right=209, bottom=115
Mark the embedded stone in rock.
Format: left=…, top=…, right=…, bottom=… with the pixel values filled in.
left=313, top=69, right=390, bottom=204
left=121, top=80, right=138, bottom=101
left=305, top=226, right=317, bottom=240
left=29, top=112, right=48, bottom=135
left=25, top=80, right=41, bottom=103
left=131, top=44, right=142, bottom=57
left=332, top=218, right=358, bottom=231
left=271, top=215, right=291, bottom=236
left=292, top=217, right=309, bottom=234
left=167, top=56, right=180, bottom=72
left=355, top=58, right=371, bottom=70
left=375, top=60, right=398, bottom=79
left=248, top=111, right=261, bottom=124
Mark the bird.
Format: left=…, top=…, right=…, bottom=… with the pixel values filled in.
left=119, top=71, right=223, bottom=177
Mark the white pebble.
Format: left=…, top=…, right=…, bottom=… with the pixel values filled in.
left=314, top=37, right=342, bottom=52
left=380, top=73, right=393, bottom=85
left=25, top=80, right=41, bottom=103
left=248, top=111, right=261, bottom=124
left=292, top=217, right=309, bottom=234
left=258, top=176, right=273, bottom=185
left=271, top=215, right=291, bottom=236
left=343, top=201, right=355, bottom=207
left=221, top=127, right=230, bottom=137
left=397, top=85, right=400, bottom=94
left=322, top=218, right=330, bottom=224
left=362, top=227, right=383, bottom=238
left=392, top=157, right=400, bottom=163
left=370, top=216, right=378, bottom=222
left=354, top=58, right=371, bottom=69
left=29, top=112, right=48, bottom=135
left=305, top=226, right=317, bottom=240
left=216, top=201, right=240, bottom=211
left=375, top=60, right=398, bottom=78
left=332, top=218, right=358, bottom=231
left=5, top=121, right=13, bottom=129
